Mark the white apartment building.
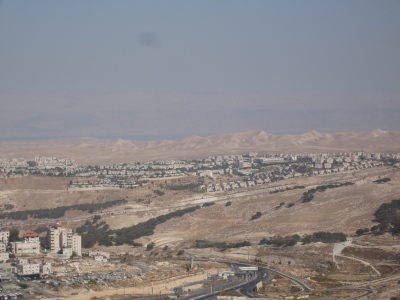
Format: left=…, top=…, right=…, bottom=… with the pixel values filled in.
left=17, top=263, right=40, bottom=276
left=40, top=262, right=52, bottom=275
left=72, top=235, right=82, bottom=256
left=16, top=261, right=52, bottom=276
left=11, top=241, right=41, bottom=255
left=61, top=247, right=73, bottom=258
left=17, top=258, right=28, bottom=264
left=11, top=231, right=41, bottom=254
left=47, top=225, right=81, bottom=256
left=22, top=231, right=40, bottom=243
left=0, top=230, right=9, bottom=243
left=0, top=252, right=9, bottom=262
left=198, top=170, right=213, bottom=177
left=0, top=242, right=6, bottom=253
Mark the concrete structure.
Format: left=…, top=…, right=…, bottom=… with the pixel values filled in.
left=189, top=255, right=194, bottom=269
left=62, top=247, right=73, bottom=257
left=0, top=262, right=15, bottom=277
left=16, top=261, right=51, bottom=276
left=89, top=250, right=109, bottom=262
left=40, top=262, right=52, bottom=275
left=218, top=271, right=235, bottom=279
left=22, top=231, right=40, bottom=243
left=11, top=241, right=41, bottom=254
left=0, top=272, right=11, bottom=282
left=17, top=263, right=40, bottom=276
left=199, top=170, right=213, bottom=178
left=238, top=266, right=258, bottom=271
left=0, top=242, right=6, bottom=253
left=0, top=253, right=9, bottom=263
left=11, top=231, right=42, bottom=254
left=88, top=250, right=110, bottom=259
left=0, top=230, right=9, bottom=243
left=72, top=234, right=82, bottom=256
left=16, top=258, right=28, bottom=264
left=93, top=255, right=107, bottom=262
left=47, top=225, right=81, bottom=256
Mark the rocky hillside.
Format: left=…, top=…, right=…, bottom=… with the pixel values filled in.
left=0, top=129, right=399, bottom=164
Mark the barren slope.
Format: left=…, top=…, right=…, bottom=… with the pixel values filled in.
left=146, top=170, right=400, bottom=245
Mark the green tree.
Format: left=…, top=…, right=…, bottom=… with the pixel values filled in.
left=392, top=221, right=400, bottom=234
left=98, top=236, right=113, bottom=246
left=250, top=211, right=262, bottom=220
left=146, top=242, right=155, bottom=251
left=9, top=229, right=20, bottom=242
left=153, top=189, right=165, bottom=196
left=378, top=223, right=389, bottom=233
left=93, top=215, right=101, bottom=223
left=27, top=161, right=37, bottom=167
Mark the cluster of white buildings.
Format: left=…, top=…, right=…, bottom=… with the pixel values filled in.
left=304, top=152, right=388, bottom=171
left=88, top=250, right=110, bottom=262
left=0, top=152, right=399, bottom=182
left=74, top=165, right=187, bottom=179
left=72, top=154, right=293, bottom=179
left=0, top=158, right=28, bottom=177
left=0, top=225, right=82, bottom=276
left=0, top=156, right=78, bottom=177
left=16, top=258, right=51, bottom=276
left=68, top=178, right=142, bottom=191
left=34, top=156, right=77, bottom=170
left=11, top=231, right=41, bottom=255
left=198, top=152, right=399, bottom=193
left=69, top=152, right=400, bottom=181
left=47, top=225, right=82, bottom=258
left=200, top=178, right=268, bottom=192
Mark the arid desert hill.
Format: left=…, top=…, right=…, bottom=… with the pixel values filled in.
left=133, top=168, right=400, bottom=246
left=0, top=129, right=400, bottom=164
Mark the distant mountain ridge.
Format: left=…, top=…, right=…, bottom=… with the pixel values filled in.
left=0, top=129, right=399, bottom=164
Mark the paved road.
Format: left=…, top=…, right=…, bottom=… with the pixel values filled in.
left=181, top=275, right=261, bottom=300
left=172, top=259, right=308, bottom=299
left=260, top=267, right=312, bottom=292
left=239, top=275, right=262, bottom=298
left=174, top=259, right=376, bottom=300
left=329, top=287, right=374, bottom=300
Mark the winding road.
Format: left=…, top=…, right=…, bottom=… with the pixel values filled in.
left=174, top=259, right=373, bottom=300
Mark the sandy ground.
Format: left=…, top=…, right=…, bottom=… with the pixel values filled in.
left=144, top=168, right=400, bottom=246
left=1, top=167, right=398, bottom=239
left=1, top=129, right=400, bottom=165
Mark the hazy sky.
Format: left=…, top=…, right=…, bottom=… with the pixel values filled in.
left=1, top=1, right=399, bottom=140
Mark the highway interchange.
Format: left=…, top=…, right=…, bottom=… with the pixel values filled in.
left=172, top=259, right=374, bottom=300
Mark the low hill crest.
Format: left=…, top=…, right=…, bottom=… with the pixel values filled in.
left=0, top=129, right=399, bottom=164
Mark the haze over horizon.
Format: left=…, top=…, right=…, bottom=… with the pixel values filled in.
left=1, top=1, right=399, bottom=140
